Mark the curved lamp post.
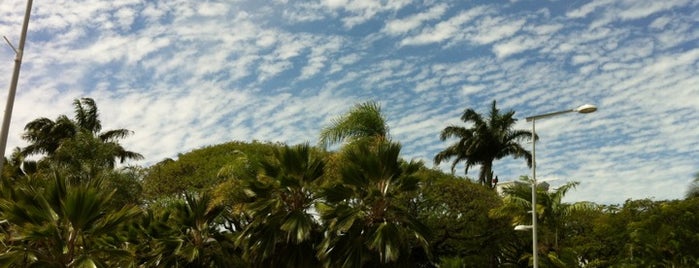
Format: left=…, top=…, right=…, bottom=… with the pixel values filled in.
left=520, top=104, right=597, bottom=268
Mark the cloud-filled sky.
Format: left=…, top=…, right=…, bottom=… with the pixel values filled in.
left=0, top=0, right=697, bottom=204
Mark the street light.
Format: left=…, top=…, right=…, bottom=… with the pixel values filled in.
left=514, top=224, right=532, bottom=231
left=523, top=104, right=596, bottom=268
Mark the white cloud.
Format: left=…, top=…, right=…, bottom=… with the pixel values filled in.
left=274, top=35, right=311, bottom=60
left=400, top=6, right=489, bottom=46
left=566, top=0, right=614, bottom=18
left=114, top=7, right=137, bottom=31
left=470, top=17, right=526, bottom=45
left=322, top=0, right=348, bottom=9
left=299, top=37, right=343, bottom=80
left=329, top=53, right=362, bottom=74
left=258, top=59, right=292, bottom=81
left=282, top=3, right=326, bottom=23
left=572, top=0, right=695, bottom=28
left=414, top=77, right=438, bottom=93
left=383, top=3, right=448, bottom=35
left=528, top=23, right=564, bottom=35
left=461, top=84, right=486, bottom=95
left=617, top=0, right=691, bottom=20
left=197, top=2, right=230, bottom=17
left=320, top=0, right=411, bottom=28
left=649, top=16, right=672, bottom=30
left=493, top=34, right=544, bottom=58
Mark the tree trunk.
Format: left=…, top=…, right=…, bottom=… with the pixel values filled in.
left=480, top=162, right=493, bottom=187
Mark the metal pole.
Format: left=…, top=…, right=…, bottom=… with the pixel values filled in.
left=524, top=104, right=596, bottom=267
left=0, top=0, right=33, bottom=174
left=531, top=119, right=538, bottom=268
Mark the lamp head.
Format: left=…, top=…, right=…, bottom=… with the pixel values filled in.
left=514, top=225, right=533, bottom=231
left=574, top=104, right=597, bottom=114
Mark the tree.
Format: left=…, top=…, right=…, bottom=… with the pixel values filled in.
left=318, top=141, right=428, bottom=267
left=142, top=141, right=278, bottom=199
left=318, top=101, right=389, bottom=148
left=414, top=169, right=512, bottom=267
left=2, top=147, right=37, bottom=181
left=493, top=176, right=599, bottom=266
left=102, top=166, right=146, bottom=208
left=611, top=198, right=699, bottom=266
left=0, top=172, right=141, bottom=267
left=236, top=144, right=325, bottom=267
left=211, top=150, right=257, bottom=234
left=20, top=97, right=142, bottom=166
left=125, top=192, right=243, bottom=267
left=686, top=172, right=699, bottom=199
left=50, top=131, right=138, bottom=182
left=20, top=115, right=76, bottom=157
left=434, top=100, right=534, bottom=187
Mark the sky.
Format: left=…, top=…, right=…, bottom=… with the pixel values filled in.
left=0, top=0, right=697, bottom=204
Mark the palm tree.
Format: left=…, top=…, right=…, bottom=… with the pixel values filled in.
left=2, top=147, right=37, bottom=180
left=20, top=115, right=76, bottom=157
left=212, top=150, right=257, bottom=233
left=434, top=100, right=534, bottom=187
left=129, top=192, right=241, bottom=267
left=318, top=101, right=389, bottom=148
left=236, top=144, right=325, bottom=267
left=493, top=176, right=599, bottom=265
left=20, top=97, right=143, bottom=165
left=318, top=141, right=429, bottom=267
left=0, top=171, right=141, bottom=267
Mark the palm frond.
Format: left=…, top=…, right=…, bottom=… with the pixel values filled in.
left=98, top=129, right=133, bottom=142
left=74, top=97, right=102, bottom=133
left=319, top=101, right=388, bottom=148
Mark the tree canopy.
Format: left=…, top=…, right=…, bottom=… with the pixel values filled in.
left=435, top=100, right=534, bottom=188
left=1, top=98, right=696, bottom=267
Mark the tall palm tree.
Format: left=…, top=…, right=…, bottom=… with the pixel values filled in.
left=21, top=97, right=143, bottom=166
left=434, top=100, right=534, bottom=187
left=318, top=141, right=429, bottom=267
left=237, top=144, right=325, bottom=267
left=318, top=101, right=389, bottom=148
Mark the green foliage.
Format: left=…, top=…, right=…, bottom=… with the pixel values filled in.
left=20, top=97, right=142, bottom=165
left=416, top=169, right=512, bottom=267
left=101, top=166, right=145, bottom=207
left=0, top=172, right=141, bottom=267
left=561, top=203, right=608, bottom=266
left=236, top=144, right=325, bottom=267
left=318, top=141, right=428, bottom=267
left=4, top=98, right=698, bottom=267
left=142, top=140, right=280, bottom=198
left=318, top=100, right=389, bottom=148
left=618, top=198, right=699, bottom=266
left=128, top=193, right=243, bottom=267
left=493, top=176, right=603, bottom=267
left=434, top=100, right=534, bottom=187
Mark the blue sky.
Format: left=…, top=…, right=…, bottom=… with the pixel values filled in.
left=0, top=0, right=697, bottom=204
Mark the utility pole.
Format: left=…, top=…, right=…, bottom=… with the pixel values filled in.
left=0, top=0, right=34, bottom=174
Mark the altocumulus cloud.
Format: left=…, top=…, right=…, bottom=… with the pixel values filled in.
left=0, top=0, right=697, bottom=204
